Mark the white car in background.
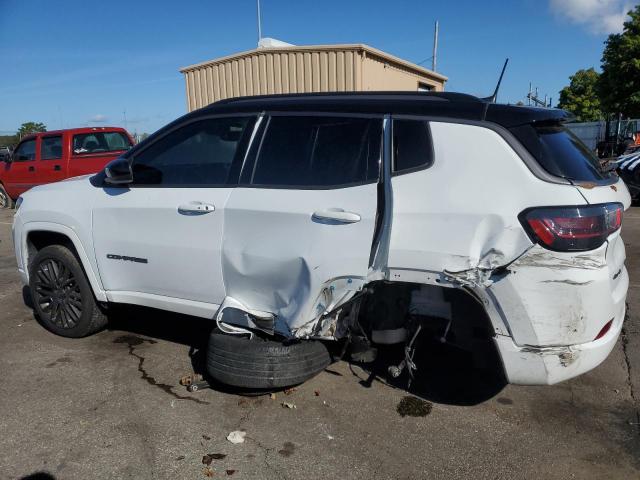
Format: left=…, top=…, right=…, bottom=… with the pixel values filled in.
left=615, top=146, right=640, bottom=201
left=0, top=146, right=11, bottom=161
left=12, top=92, right=631, bottom=391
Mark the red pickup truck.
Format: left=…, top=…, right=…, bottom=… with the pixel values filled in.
left=0, top=127, right=134, bottom=208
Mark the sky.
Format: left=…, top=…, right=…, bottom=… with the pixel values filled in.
left=0, top=0, right=636, bottom=135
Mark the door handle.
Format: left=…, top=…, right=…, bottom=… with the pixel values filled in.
left=28, top=166, right=35, bottom=172
left=312, top=208, right=361, bottom=224
left=54, top=165, right=61, bottom=171
left=178, top=201, right=215, bottom=215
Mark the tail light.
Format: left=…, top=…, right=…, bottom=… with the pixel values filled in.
left=519, top=203, right=623, bottom=252
left=594, top=319, right=613, bottom=340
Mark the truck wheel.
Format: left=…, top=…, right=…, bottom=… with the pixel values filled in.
left=207, top=329, right=331, bottom=389
left=29, top=245, right=107, bottom=338
left=0, top=185, right=13, bottom=209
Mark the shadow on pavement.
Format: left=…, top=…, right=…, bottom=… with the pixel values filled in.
left=21, top=473, right=56, bottom=480
left=106, top=305, right=278, bottom=397
left=107, top=304, right=211, bottom=350
left=344, top=337, right=507, bottom=407
left=106, top=304, right=506, bottom=404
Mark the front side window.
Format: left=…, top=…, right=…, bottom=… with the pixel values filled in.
left=131, top=116, right=255, bottom=186
left=251, top=116, right=382, bottom=188
left=41, top=136, right=62, bottom=160
left=393, top=119, right=434, bottom=174
left=73, top=132, right=132, bottom=155
left=13, top=139, right=36, bottom=162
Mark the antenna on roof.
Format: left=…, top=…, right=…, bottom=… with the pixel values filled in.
left=432, top=21, right=439, bottom=72
left=256, top=0, right=262, bottom=45
left=485, top=58, right=509, bottom=103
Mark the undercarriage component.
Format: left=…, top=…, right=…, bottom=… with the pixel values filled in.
left=179, top=372, right=204, bottom=386
left=348, top=335, right=378, bottom=363
left=187, top=380, right=211, bottom=393
left=372, top=328, right=408, bottom=344
left=387, top=324, right=423, bottom=387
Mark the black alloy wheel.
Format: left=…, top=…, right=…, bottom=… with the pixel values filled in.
left=33, top=258, right=83, bottom=329
left=29, top=245, right=107, bottom=338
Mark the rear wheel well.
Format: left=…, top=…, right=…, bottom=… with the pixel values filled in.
left=359, top=281, right=495, bottom=340
left=357, top=281, right=502, bottom=370
left=355, top=281, right=507, bottom=403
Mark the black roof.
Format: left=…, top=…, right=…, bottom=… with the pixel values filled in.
left=194, top=91, right=572, bottom=129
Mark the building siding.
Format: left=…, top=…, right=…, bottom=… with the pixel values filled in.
left=362, top=52, right=443, bottom=92
left=181, top=44, right=447, bottom=111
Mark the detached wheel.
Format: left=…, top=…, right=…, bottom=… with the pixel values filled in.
left=0, top=184, right=13, bottom=209
left=29, top=245, right=107, bottom=338
left=207, top=329, right=331, bottom=389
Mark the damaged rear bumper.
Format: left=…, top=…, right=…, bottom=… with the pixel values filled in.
left=495, top=300, right=625, bottom=385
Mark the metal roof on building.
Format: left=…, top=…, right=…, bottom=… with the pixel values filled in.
left=180, top=43, right=448, bottom=82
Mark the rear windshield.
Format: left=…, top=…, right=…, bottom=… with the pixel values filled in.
left=510, top=123, right=609, bottom=182
left=73, top=132, right=132, bottom=155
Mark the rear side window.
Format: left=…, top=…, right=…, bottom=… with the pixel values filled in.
left=393, top=119, right=433, bottom=174
left=131, top=116, right=255, bottom=186
left=510, top=123, right=608, bottom=181
left=251, top=116, right=382, bottom=188
left=73, top=132, right=132, bottom=155
left=41, top=136, right=62, bottom=160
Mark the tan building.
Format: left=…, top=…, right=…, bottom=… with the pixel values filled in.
left=180, top=43, right=448, bottom=112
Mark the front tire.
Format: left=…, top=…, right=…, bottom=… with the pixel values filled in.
left=0, top=184, right=13, bottom=209
left=29, top=245, right=107, bottom=338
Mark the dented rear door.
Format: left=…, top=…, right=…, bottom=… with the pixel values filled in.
left=221, top=114, right=383, bottom=335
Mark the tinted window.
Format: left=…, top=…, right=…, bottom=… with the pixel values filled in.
left=41, top=136, right=62, bottom=160
left=131, top=117, right=254, bottom=186
left=393, top=120, right=433, bottom=173
left=14, top=139, right=36, bottom=162
left=73, top=132, right=132, bottom=155
left=510, top=123, right=608, bottom=181
left=252, top=116, right=381, bottom=188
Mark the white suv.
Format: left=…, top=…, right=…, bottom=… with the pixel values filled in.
left=12, top=92, right=631, bottom=389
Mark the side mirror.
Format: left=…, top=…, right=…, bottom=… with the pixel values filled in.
left=4, top=154, right=13, bottom=163
left=104, top=158, right=133, bottom=185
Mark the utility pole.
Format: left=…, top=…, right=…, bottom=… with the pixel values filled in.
left=123, top=110, right=128, bottom=131
left=257, top=0, right=262, bottom=45
left=432, top=20, right=439, bottom=72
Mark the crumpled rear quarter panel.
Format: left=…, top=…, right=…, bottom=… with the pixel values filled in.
left=489, top=239, right=628, bottom=346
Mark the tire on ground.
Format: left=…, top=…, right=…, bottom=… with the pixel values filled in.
left=29, top=244, right=107, bottom=338
left=207, top=329, right=332, bottom=389
left=0, top=184, right=13, bottom=209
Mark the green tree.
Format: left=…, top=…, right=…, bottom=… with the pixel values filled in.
left=17, top=122, right=47, bottom=139
left=599, top=5, right=640, bottom=117
left=0, top=135, right=18, bottom=147
left=557, top=68, right=602, bottom=122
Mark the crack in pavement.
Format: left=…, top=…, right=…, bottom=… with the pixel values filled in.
left=113, top=334, right=210, bottom=405
left=245, top=435, right=288, bottom=480
left=234, top=398, right=288, bottom=479
left=621, top=304, right=640, bottom=434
